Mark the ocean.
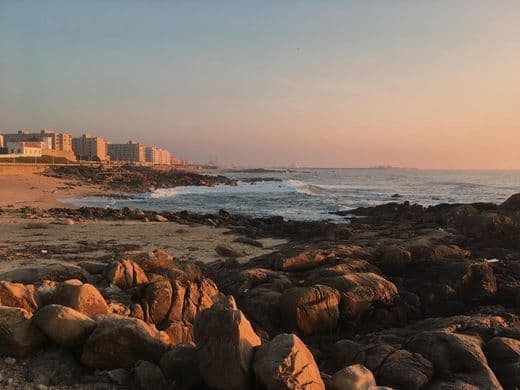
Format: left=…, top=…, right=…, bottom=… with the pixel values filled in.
left=63, top=169, right=520, bottom=221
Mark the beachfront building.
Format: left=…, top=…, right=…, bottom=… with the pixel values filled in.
left=5, top=141, right=42, bottom=156
left=0, top=134, right=3, bottom=148
left=145, top=146, right=171, bottom=165
left=72, top=133, right=109, bottom=161
left=2, top=129, right=72, bottom=152
left=170, top=155, right=187, bottom=165
left=108, top=141, right=146, bottom=163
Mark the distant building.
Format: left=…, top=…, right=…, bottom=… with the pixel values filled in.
left=72, top=133, right=109, bottom=161
left=145, top=146, right=171, bottom=164
left=108, top=141, right=146, bottom=163
left=5, top=141, right=42, bottom=157
left=170, top=155, right=187, bottom=165
left=0, top=134, right=3, bottom=148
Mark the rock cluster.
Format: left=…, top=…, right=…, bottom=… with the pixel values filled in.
left=46, top=165, right=237, bottom=192
left=2, top=193, right=520, bottom=388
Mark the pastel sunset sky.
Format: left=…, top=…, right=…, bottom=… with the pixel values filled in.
left=1, top=1, right=519, bottom=168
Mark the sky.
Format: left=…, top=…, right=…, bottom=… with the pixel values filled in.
left=1, top=1, right=520, bottom=169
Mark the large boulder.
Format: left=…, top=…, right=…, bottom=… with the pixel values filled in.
left=193, top=296, right=261, bottom=389
left=159, top=343, right=203, bottom=388
left=141, top=278, right=173, bottom=325
left=106, top=259, right=149, bottom=289
left=328, top=364, right=376, bottom=390
left=485, top=336, right=520, bottom=389
left=253, top=333, right=325, bottom=390
left=279, top=285, right=340, bottom=334
left=406, top=331, right=501, bottom=389
left=52, top=280, right=110, bottom=317
left=81, top=314, right=169, bottom=369
left=120, top=249, right=175, bottom=272
left=0, top=306, right=45, bottom=357
left=0, top=281, right=40, bottom=313
left=319, top=272, right=398, bottom=321
left=33, top=304, right=96, bottom=348
left=166, top=277, right=219, bottom=324
left=333, top=340, right=433, bottom=390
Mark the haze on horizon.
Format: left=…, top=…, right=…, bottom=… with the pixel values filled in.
left=1, top=1, right=519, bottom=169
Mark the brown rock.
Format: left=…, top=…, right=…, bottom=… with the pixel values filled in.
left=280, top=285, right=340, bottom=334
left=142, top=278, right=173, bottom=324
left=275, top=249, right=338, bottom=271
left=52, top=281, right=110, bottom=317
left=134, top=360, right=168, bottom=390
left=33, top=304, right=96, bottom=348
left=0, top=263, right=89, bottom=284
left=0, top=306, right=45, bottom=357
left=215, top=244, right=244, bottom=258
left=486, top=337, right=520, bottom=389
left=328, top=364, right=376, bottom=390
left=320, top=272, right=398, bottom=321
left=193, top=296, right=261, bottom=389
left=253, top=333, right=325, bottom=390
left=159, top=343, right=203, bottom=387
left=0, top=281, right=40, bottom=313
left=407, top=331, right=501, bottom=389
left=106, top=259, right=149, bottom=289
left=81, top=314, right=169, bottom=369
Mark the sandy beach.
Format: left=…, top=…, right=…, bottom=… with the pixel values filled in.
left=0, top=168, right=103, bottom=209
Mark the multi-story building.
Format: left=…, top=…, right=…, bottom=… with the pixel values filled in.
left=72, top=133, right=109, bottom=161
left=108, top=141, right=146, bottom=163
left=5, top=141, right=42, bottom=157
left=0, top=134, right=3, bottom=148
left=145, top=146, right=172, bottom=165
left=170, top=155, right=187, bottom=165
left=2, top=129, right=72, bottom=151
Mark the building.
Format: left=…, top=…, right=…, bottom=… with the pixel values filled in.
left=2, top=129, right=72, bottom=151
left=72, top=133, right=109, bottom=161
left=108, top=141, right=146, bottom=163
left=5, top=141, right=42, bottom=157
left=145, top=146, right=171, bottom=165
left=170, top=155, right=187, bottom=165
left=0, top=134, right=3, bottom=148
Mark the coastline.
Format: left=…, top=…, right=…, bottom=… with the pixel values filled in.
left=0, top=168, right=519, bottom=388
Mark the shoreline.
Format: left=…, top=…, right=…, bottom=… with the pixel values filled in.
left=0, top=169, right=519, bottom=389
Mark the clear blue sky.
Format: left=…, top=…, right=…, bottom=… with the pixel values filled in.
left=1, top=1, right=519, bottom=168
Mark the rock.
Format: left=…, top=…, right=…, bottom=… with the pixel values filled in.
left=485, top=337, right=520, bottom=389
left=279, top=285, right=340, bottom=334
left=105, top=259, right=149, bottom=289
left=320, top=272, right=398, bottom=321
left=253, top=333, right=325, bottom=390
left=134, top=360, right=168, bottom=390
left=0, top=263, right=90, bottom=284
left=0, top=306, right=45, bottom=357
left=377, top=349, right=433, bottom=390
left=33, top=304, right=96, bottom=348
left=52, top=281, right=110, bottom=316
left=160, top=320, right=193, bottom=345
left=333, top=340, right=433, bottom=390
left=128, top=249, right=175, bottom=272
left=407, top=331, right=501, bottom=389
left=159, top=343, right=203, bottom=387
left=26, top=349, right=82, bottom=386
left=77, top=261, right=107, bottom=274
left=215, top=244, right=244, bottom=258
left=154, top=214, right=169, bottom=222
left=81, top=314, right=169, bottom=369
left=274, top=249, right=338, bottom=271
left=193, top=296, right=261, bottom=389
left=234, top=236, right=264, bottom=248
left=0, top=281, right=40, bottom=313
left=105, top=368, right=132, bottom=386
left=4, top=357, right=16, bottom=365
left=380, top=246, right=412, bottom=269
left=141, top=278, right=173, bottom=325
left=328, top=364, right=376, bottom=390
left=166, top=278, right=219, bottom=324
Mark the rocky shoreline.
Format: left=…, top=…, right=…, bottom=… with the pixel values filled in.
left=45, top=165, right=237, bottom=193
left=1, top=195, right=520, bottom=389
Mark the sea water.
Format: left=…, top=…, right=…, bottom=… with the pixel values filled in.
left=63, top=169, right=520, bottom=221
